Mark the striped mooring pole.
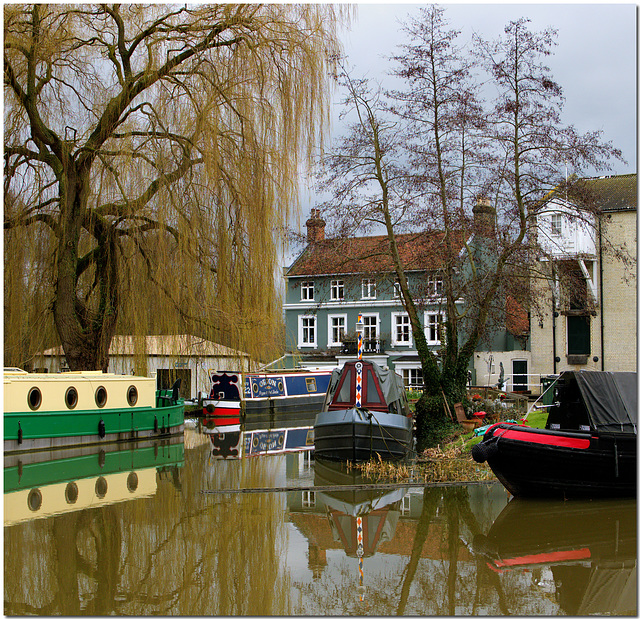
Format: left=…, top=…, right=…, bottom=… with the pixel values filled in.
left=355, top=313, right=364, bottom=407
left=357, top=516, right=365, bottom=601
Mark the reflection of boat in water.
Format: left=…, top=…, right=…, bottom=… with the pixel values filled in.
left=314, top=360, right=413, bottom=462
left=4, top=369, right=185, bottom=453
left=472, top=498, right=637, bottom=615
left=472, top=371, right=637, bottom=498
left=314, top=460, right=407, bottom=600
left=4, top=436, right=184, bottom=526
left=202, top=369, right=332, bottom=427
left=202, top=418, right=314, bottom=459
left=314, top=458, right=407, bottom=518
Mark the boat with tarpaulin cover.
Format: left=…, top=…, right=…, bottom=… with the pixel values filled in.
left=472, top=370, right=636, bottom=498
left=313, top=359, right=413, bottom=462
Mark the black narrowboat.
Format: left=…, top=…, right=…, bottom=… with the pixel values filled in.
left=472, top=370, right=636, bottom=498
left=313, top=360, right=413, bottom=462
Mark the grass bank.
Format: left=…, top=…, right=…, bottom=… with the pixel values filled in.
left=356, top=409, right=549, bottom=484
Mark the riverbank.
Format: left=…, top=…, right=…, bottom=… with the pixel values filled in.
left=356, top=409, right=549, bottom=484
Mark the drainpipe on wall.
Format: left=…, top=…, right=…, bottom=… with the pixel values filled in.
left=599, top=218, right=605, bottom=370
left=551, top=263, right=558, bottom=375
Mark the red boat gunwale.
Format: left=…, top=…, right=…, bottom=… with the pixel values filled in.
left=487, top=423, right=591, bottom=450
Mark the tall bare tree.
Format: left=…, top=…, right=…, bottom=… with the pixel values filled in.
left=317, top=8, right=621, bottom=449
left=4, top=4, right=346, bottom=370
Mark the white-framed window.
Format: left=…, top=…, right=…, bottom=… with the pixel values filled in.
left=302, top=490, right=316, bottom=508
left=427, top=274, right=444, bottom=298
left=361, top=314, right=378, bottom=341
left=393, top=281, right=404, bottom=300
left=361, top=278, right=376, bottom=299
left=401, top=368, right=423, bottom=389
left=551, top=213, right=562, bottom=236
left=301, top=281, right=314, bottom=301
left=424, top=311, right=444, bottom=344
left=401, top=494, right=411, bottom=516
left=330, top=279, right=344, bottom=300
left=298, top=315, right=317, bottom=348
left=328, top=314, right=347, bottom=347
left=392, top=312, right=412, bottom=346
left=356, top=313, right=381, bottom=353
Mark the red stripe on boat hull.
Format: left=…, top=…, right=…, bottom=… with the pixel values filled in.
left=494, top=547, right=591, bottom=568
left=493, top=425, right=590, bottom=449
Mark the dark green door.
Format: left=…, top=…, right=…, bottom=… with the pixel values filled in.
left=512, top=360, right=528, bottom=391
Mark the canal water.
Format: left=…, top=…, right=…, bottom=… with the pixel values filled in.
left=4, top=422, right=636, bottom=615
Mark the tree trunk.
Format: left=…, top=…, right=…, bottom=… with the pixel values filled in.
left=52, top=167, right=118, bottom=371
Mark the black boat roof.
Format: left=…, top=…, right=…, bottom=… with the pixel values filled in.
left=570, top=370, right=637, bottom=435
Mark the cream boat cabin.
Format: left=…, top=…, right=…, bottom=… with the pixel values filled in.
left=4, top=369, right=157, bottom=413
left=4, top=369, right=184, bottom=452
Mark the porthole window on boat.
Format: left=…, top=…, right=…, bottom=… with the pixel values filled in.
left=65, top=386, right=78, bottom=409
left=127, top=472, right=139, bottom=493
left=127, top=385, right=138, bottom=406
left=27, top=489, right=42, bottom=512
left=95, top=476, right=108, bottom=498
left=65, top=482, right=79, bottom=504
left=95, top=386, right=108, bottom=408
left=27, top=386, right=42, bottom=410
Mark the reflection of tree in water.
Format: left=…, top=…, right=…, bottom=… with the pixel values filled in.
left=399, top=486, right=517, bottom=615
left=4, top=444, right=292, bottom=615
left=291, top=484, right=559, bottom=615
left=403, top=487, right=558, bottom=615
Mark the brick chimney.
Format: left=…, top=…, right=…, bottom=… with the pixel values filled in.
left=305, top=208, right=325, bottom=244
left=473, top=197, right=496, bottom=236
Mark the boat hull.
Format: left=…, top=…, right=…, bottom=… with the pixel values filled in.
left=4, top=401, right=184, bottom=453
left=472, top=423, right=636, bottom=498
left=314, top=408, right=413, bottom=462
left=4, top=371, right=184, bottom=454
left=203, top=370, right=330, bottom=427
left=202, top=400, right=241, bottom=426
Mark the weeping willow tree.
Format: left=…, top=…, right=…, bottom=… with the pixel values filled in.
left=4, top=4, right=346, bottom=370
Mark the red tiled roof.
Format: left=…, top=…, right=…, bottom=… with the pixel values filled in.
left=286, top=231, right=466, bottom=277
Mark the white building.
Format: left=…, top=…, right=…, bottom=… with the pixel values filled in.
left=39, top=335, right=255, bottom=399
left=531, top=174, right=636, bottom=376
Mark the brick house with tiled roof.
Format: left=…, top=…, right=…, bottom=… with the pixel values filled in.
left=280, top=206, right=530, bottom=389
left=531, top=173, right=637, bottom=379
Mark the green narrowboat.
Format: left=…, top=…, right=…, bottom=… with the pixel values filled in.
left=4, top=368, right=185, bottom=453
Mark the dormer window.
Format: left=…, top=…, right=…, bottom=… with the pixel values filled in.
left=361, top=278, right=376, bottom=299
left=551, top=213, right=562, bottom=236
left=301, top=280, right=314, bottom=301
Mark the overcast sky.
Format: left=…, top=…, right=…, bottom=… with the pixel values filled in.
left=290, top=3, right=636, bottom=261
left=337, top=3, right=636, bottom=173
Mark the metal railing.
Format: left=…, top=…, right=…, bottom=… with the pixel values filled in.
left=340, top=338, right=386, bottom=355
left=474, top=373, right=549, bottom=396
